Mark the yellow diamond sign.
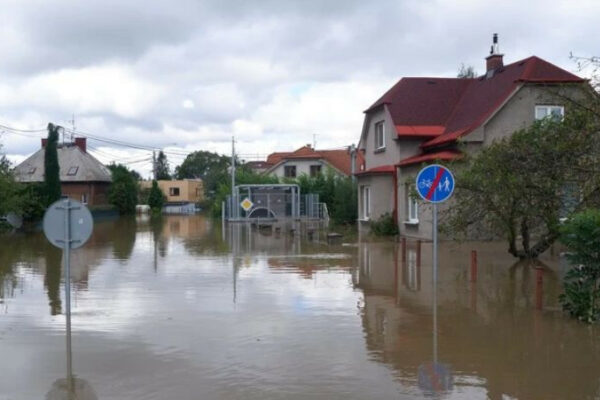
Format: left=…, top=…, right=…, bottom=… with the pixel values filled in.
left=240, top=197, right=253, bottom=211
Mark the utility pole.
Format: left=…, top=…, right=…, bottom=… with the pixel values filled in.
left=231, top=136, right=236, bottom=195
left=68, top=113, right=76, bottom=142
left=152, top=150, right=157, bottom=180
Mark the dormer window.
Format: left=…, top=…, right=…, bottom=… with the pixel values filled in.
left=535, top=105, right=564, bottom=121
left=375, top=121, right=385, bottom=151
left=67, top=166, right=79, bottom=176
left=27, top=166, right=36, bottom=174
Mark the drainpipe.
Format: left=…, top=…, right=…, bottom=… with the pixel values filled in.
left=393, top=167, right=399, bottom=227
left=350, top=144, right=357, bottom=183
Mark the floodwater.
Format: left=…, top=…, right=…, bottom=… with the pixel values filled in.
left=0, top=215, right=599, bottom=400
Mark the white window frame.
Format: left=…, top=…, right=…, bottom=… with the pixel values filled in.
left=374, top=121, right=385, bottom=150
left=361, top=185, right=371, bottom=220
left=535, top=105, right=564, bottom=121
left=406, top=185, right=419, bottom=224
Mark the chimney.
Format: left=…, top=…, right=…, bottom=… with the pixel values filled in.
left=41, top=138, right=48, bottom=148
left=485, top=33, right=503, bottom=73
left=74, top=137, right=87, bottom=153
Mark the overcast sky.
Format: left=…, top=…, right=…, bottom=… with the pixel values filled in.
left=0, top=0, right=598, bottom=177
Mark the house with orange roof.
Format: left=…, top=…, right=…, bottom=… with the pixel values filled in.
left=356, top=35, right=587, bottom=238
left=264, top=144, right=364, bottom=179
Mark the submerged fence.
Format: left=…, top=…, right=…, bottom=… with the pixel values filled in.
left=224, top=189, right=327, bottom=221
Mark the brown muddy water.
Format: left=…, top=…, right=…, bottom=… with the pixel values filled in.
left=0, top=215, right=599, bottom=399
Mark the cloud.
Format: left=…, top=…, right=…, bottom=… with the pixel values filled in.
left=0, top=0, right=598, bottom=178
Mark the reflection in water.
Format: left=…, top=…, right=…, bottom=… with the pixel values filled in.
left=46, top=377, right=98, bottom=400
left=356, top=240, right=600, bottom=400
left=0, top=217, right=599, bottom=399
left=111, top=216, right=137, bottom=261
left=44, top=247, right=63, bottom=315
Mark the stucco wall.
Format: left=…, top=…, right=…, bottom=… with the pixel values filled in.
left=360, top=106, right=401, bottom=169
left=141, top=180, right=204, bottom=203
left=269, top=159, right=336, bottom=178
left=357, top=174, right=394, bottom=222
left=481, top=84, right=585, bottom=146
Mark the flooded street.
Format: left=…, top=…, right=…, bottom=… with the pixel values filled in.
left=0, top=215, right=599, bottom=399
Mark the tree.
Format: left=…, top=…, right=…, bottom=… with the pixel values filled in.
left=175, top=150, right=230, bottom=200
left=457, top=63, right=477, bottom=78
left=446, top=110, right=600, bottom=259
left=107, top=164, right=138, bottom=214
left=0, top=148, right=20, bottom=217
left=44, top=123, right=61, bottom=205
left=559, top=209, right=600, bottom=323
left=155, top=150, right=171, bottom=180
left=148, top=180, right=165, bottom=213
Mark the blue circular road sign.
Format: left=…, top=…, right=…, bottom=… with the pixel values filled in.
left=416, top=164, right=455, bottom=203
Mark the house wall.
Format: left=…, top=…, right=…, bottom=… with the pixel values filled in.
left=269, top=159, right=343, bottom=178
left=357, top=174, right=394, bottom=224
left=395, top=83, right=587, bottom=239
left=61, top=182, right=110, bottom=206
left=141, top=180, right=204, bottom=203
left=480, top=84, right=585, bottom=146
left=360, top=106, right=401, bottom=169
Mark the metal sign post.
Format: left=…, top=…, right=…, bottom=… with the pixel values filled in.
left=416, top=164, right=454, bottom=368
left=43, top=198, right=93, bottom=392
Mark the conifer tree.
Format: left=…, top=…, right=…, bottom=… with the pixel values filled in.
left=44, top=123, right=61, bottom=205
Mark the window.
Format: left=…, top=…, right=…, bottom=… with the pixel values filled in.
left=66, top=166, right=79, bottom=176
left=310, top=165, right=322, bottom=177
left=169, top=187, right=180, bottom=196
left=27, top=167, right=36, bottom=174
left=284, top=165, right=296, bottom=178
left=535, top=105, right=564, bottom=121
left=361, top=185, right=371, bottom=219
left=374, top=121, right=385, bottom=150
left=406, top=185, right=418, bottom=223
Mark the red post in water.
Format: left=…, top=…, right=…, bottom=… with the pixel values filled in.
left=416, top=240, right=421, bottom=267
left=401, top=237, right=407, bottom=263
left=535, top=267, right=544, bottom=310
left=470, top=250, right=478, bottom=282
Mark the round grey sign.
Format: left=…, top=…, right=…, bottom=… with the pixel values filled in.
left=43, top=199, right=94, bottom=249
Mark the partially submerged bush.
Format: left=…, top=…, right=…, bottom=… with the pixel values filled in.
left=559, top=209, right=600, bottom=323
left=370, top=213, right=399, bottom=236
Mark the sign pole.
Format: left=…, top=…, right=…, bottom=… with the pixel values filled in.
left=432, top=202, right=438, bottom=365
left=63, top=198, right=73, bottom=391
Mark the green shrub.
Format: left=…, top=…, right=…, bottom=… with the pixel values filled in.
left=370, top=213, right=399, bottom=236
left=108, top=164, right=139, bottom=215
left=559, top=209, right=600, bottom=323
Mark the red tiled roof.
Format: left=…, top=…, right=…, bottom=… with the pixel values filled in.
left=397, top=150, right=463, bottom=167
left=396, top=125, right=445, bottom=137
left=365, top=56, right=584, bottom=149
left=354, top=164, right=395, bottom=176
left=266, top=145, right=364, bottom=176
